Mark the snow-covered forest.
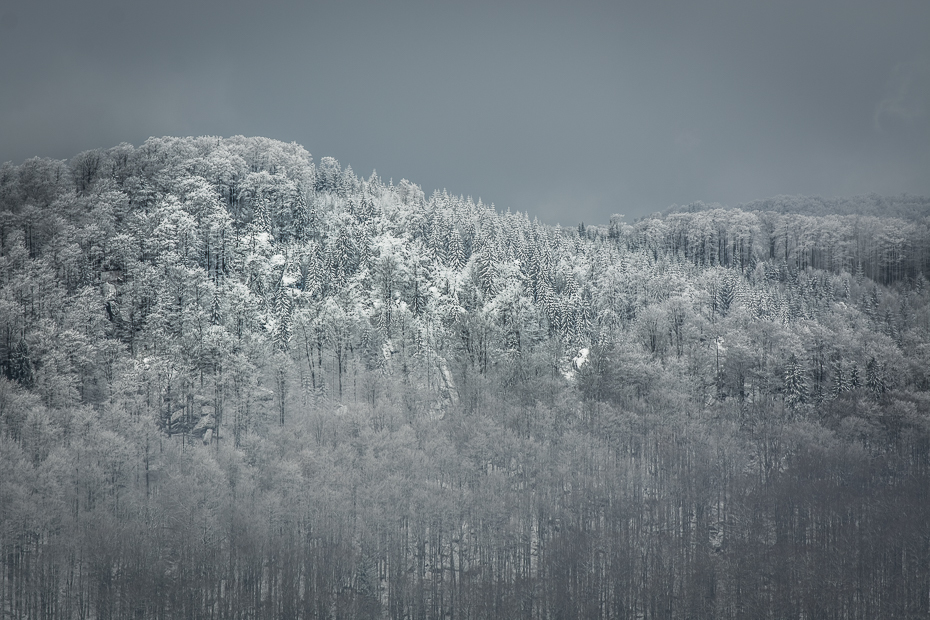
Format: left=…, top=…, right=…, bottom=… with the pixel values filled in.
left=2, top=136, right=929, bottom=619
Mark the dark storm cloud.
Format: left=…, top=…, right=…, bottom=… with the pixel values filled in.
left=1, top=0, right=928, bottom=223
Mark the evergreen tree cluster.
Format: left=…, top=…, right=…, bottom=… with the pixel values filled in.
left=2, top=136, right=930, bottom=619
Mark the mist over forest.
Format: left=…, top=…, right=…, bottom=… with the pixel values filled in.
left=2, top=136, right=929, bottom=619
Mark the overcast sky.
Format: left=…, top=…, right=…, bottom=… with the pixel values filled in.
left=1, top=0, right=928, bottom=223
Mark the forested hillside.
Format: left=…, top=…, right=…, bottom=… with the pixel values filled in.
left=667, top=193, right=930, bottom=224
left=2, top=136, right=929, bottom=619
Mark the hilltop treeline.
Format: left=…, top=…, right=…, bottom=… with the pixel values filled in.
left=1, top=136, right=929, bottom=619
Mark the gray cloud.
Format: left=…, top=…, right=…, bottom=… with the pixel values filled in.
left=1, top=0, right=929, bottom=223
left=875, top=56, right=930, bottom=130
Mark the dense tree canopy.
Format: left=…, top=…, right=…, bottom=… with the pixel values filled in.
left=1, top=136, right=929, bottom=619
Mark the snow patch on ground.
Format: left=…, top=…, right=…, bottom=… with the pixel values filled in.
left=562, top=347, right=591, bottom=381
left=574, top=347, right=590, bottom=369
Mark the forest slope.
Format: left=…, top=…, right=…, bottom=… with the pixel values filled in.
left=1, top=136, right=929, bottom=619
